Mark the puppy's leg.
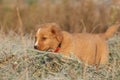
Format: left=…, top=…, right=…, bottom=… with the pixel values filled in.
left=95, top=40, right=109, bottom=71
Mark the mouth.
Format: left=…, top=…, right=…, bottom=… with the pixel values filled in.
left=45, top=48, right=53, bottom=52
left=41, top=47, right=54, bottom=52
left=34, top=46, right=51, bottom=52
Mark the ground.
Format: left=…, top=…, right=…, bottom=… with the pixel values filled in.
left=0, top=32, right=120, bottom=80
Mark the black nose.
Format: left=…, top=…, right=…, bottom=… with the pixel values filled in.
left=34, top=45, right=38, bottom=49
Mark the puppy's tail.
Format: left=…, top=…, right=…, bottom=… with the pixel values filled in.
left=103, top=24, right=120, bottom=39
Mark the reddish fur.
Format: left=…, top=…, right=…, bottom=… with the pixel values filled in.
left=35, top=23, right=119, bottom=66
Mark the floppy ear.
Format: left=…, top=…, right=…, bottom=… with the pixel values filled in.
left=51, top=23, right=63, bottom=42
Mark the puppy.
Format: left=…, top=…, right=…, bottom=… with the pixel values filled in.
left=34, top=23, right=119, bottom=67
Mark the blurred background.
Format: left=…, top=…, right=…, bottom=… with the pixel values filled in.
left=0, top=0, right=120, bottom=34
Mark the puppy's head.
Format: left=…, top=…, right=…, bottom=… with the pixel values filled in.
left=34, top=23, right=63, bottom=51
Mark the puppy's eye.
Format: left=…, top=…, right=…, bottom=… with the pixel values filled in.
left=42, top=37, right=47, bottom=41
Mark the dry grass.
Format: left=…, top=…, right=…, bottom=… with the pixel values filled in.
left=0, top=31, right=120, bottom=80
left=0, top=0, right=120, bottom=34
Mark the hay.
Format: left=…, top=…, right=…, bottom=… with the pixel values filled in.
left=0, top=34, right=120, bottom=80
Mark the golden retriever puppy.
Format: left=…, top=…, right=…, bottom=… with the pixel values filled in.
left=34, top=23, right=119, bottom=67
